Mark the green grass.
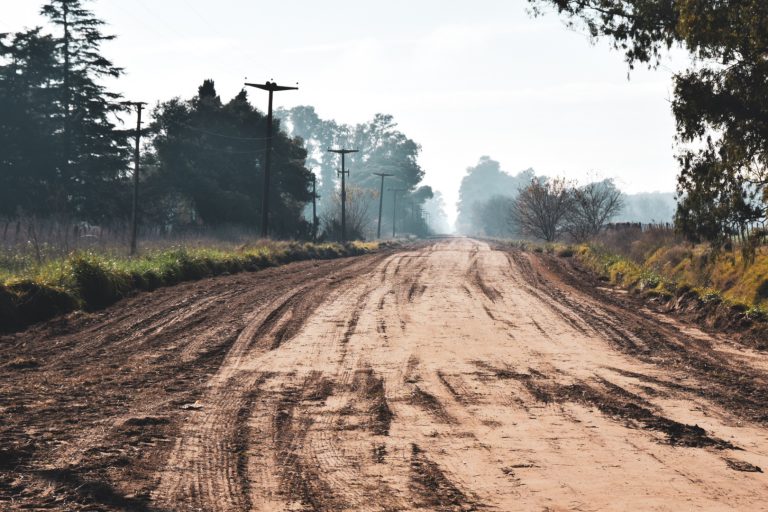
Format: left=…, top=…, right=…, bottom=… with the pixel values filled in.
left=0, top=240, right=383, bottom=332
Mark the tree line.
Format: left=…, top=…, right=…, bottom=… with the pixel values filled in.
left=0, top=0, right=437, bottom=242
left=456, top=157, right=624, bottom=242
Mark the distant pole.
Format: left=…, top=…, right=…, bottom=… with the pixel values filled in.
left=123, top=101, right=146, bottom=256
left=244, top=80, right=298, bottom=238
left=373, top=172, right=393, bottom=239
left=327, top=148, right=359, bottom=242
left=388, top=188, right=406, bottom=238
left=311, top=174, right=318, bottom=242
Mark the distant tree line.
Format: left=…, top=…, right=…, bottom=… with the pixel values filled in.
left=0, top=0, right=438, bottom=242
left=276, top=107, right=438, bottom=239
left=457, top=157, right=628, bottom=242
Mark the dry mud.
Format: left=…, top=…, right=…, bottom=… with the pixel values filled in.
left=1, top=238, right=767, bottom=511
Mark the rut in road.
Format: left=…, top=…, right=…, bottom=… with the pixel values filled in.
left=3, top=239, right=768, bottom=511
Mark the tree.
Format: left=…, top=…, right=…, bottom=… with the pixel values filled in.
left=512, top=178, right=573, bottom=242
left=0, top=29, right=60, bottom=217
left=275, top=105, right=340, bottom=202
left=529, top=0, right=768, bottom=243
left=148, top=81, right=313, bottom=238
left=41, top=0, right=130, bottom=220
left=674, top=142, right=763, bottom=246
left=277, top=108, right=432, bottom=236
left=565, top=179, right=624, bottom=242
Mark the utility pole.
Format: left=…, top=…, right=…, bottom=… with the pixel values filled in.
left=123, top=101, right=146, bottom=256
left=244, top=80, right=298, bottom=238
left=388, top=188, right=406, bottom=238
left=372, top=172, right=393, bottom=239
left=327, top=148, right=359, bottom=242
left=311, top=173, right=318, bottom=242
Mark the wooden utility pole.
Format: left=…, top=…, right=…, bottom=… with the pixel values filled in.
left=373, top=172, right=393, bottom=239
left=327, top=148, right=359, bottom=242
left=244, top=80, right=298, bottom=238
left=311, top=174, right=318, bottom=242
left=123, top=101, right=146, bottom=256
left=388, top=188, right=406, bottom=238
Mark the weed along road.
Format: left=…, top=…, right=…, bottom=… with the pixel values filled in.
left=2, top=238, right=768, bottom=511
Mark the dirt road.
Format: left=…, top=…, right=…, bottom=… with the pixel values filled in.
left=2, top=238, right=768, bottom=511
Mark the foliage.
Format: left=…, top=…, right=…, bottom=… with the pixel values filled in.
left=577, top=231, right=768, bottom=312
left=0, top=0, right=130, bottom=221
left=40, top=0, right=130, bottom=220
left=470, top=195, right=517, bottom=238
left=528, top=0, right=768, bottom=246
left=0, top=240, right=382, bottom=331
left=277, top=107, right=436, bottom=236
left=0, top=29, right=60, bottom=217
left=147, top=81, right=313, bottom=238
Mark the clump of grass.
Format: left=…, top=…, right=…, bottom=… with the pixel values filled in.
left=0, top=240, right=382, bottom=332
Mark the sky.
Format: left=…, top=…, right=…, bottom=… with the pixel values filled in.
left=4, top=0, right=686, bottom=226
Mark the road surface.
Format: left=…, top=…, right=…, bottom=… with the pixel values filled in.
left=2, top=238, right=767, bottom=511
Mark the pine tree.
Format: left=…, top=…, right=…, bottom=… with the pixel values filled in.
left=41, top=0, right=130, bottom=221
left=0, top=29, right=60, bottom=217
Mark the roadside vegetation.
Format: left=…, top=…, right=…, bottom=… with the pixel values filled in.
left=0, top=240, right=382, bottom=332
left=515, top=225, right=768, bottom=320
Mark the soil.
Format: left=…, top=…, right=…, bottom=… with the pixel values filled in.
left=1, top=238, right=767, bottom=511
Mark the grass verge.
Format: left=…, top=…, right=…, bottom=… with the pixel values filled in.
left=0, top=240, right=383, bottom=332
left=571, top=243, right=768, bottom=322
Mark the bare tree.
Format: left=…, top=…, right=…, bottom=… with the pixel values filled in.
left=511, top=178, right=573, bottom=242
left=321, top=186, right=375, bottom=241
left=566, top=179, right=625, bottom=242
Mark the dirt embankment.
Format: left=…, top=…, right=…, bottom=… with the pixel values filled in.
left=2, top=239, right=767, bottom=511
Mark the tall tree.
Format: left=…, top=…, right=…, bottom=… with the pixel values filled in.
left=148, top=81, right=313, bottom=238
left=0, top=29, right=59, bottom=217
left=41, top=0, right=129, bottom=220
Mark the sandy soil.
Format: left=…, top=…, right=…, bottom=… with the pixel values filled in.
left=1, top=238, right=767, bottom=511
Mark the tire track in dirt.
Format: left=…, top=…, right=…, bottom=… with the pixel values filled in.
left=506, top=248, right=768, bottom=426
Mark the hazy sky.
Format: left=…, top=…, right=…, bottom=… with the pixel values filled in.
left=4, top=0, right=686, bottom=224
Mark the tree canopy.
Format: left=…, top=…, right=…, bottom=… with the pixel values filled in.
left=147, top=81, right=313, bottom=238
left=0, top=0, right=130, bottom=220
